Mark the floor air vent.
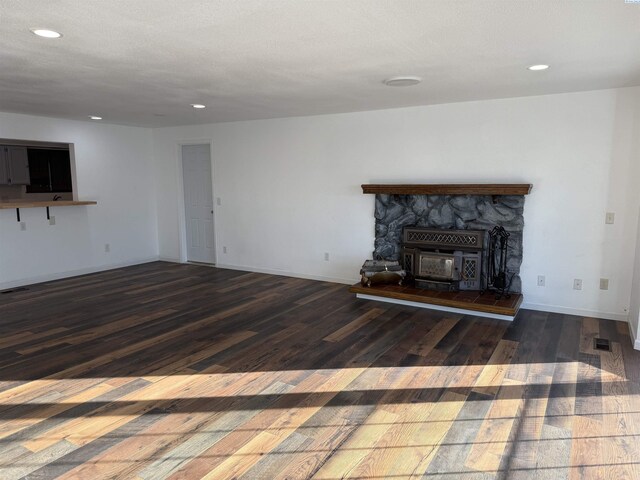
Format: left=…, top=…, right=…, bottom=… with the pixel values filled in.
left=593, top=338, right=612, bottom=352
left=1, top=287, right=29, bottom=294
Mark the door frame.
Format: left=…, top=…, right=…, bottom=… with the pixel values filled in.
left=176, top=139, right=217, bottom=265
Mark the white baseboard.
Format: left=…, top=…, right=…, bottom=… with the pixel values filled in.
left=158, top=257, right=182, bottom=263
left=356, top=293, right=516, bottom=321
left=520, top=302, right=628, bottom=322
left=0, top=256, right=160, bottom=291
left=215, top=262, right=355, bottom=285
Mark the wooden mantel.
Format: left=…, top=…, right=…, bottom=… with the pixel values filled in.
left=361, top=184, right=532, bottom=195
left=0, top=200, right=97, bottom=210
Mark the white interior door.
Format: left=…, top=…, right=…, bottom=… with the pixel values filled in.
left=182, top=144, right=215, bottom=264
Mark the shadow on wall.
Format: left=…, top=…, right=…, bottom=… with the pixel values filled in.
left=598, top=88, right=640, bottom=317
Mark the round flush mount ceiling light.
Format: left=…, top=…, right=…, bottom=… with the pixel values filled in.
left=30, top=28, right=62, bottom=38
left=191, top=104, right=206, bottom=109
left=89, top=115, right=102, bottom=120
left=528, top=64, right=549, bottom=71
left=383, top=76, right=422, bottom=87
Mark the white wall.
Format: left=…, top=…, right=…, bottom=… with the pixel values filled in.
left=153, top=87, right=640, bottom=322
left=0, top=112, right=158, bottom=288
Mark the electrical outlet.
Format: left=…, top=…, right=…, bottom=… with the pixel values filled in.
left=573, top=278, right=582, bottom=290
left=324, top=252, right=330, bottom=261
left=20, top=222, right=26, bottom=231
left=223, top=246, right=227, bottom=254
left=104, top=243, right=110, bottom=253
left=49, top=216, right=56, bottom=226
left=605, top=212, right=615, bottom=224
left=216, top=197, right=221, bottom=206
left=600, top=278, right=609, bottom=290
left=537, top=275, right=545, bottom=287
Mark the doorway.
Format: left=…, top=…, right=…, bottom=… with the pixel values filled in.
left=181, top=144, right=215, bottom=264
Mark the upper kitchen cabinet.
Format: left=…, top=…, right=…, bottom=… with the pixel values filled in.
left=0, top=146, right=30, bottom=185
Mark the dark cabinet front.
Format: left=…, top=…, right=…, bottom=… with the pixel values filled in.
left=26, top=148, right=72, bottom=193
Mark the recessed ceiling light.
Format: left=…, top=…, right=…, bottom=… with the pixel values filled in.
left=89, top=116, right=102, bottom=120
left=528, top=64, right=549, bottom=71
left=30, top=28, right=62, bottom=38
left=383, top=76, right=422, bottom=87
left=191, top=104, right=206, bottom=109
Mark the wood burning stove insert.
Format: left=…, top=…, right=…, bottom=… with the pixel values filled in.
left=401, top=227, right=486, bottom=291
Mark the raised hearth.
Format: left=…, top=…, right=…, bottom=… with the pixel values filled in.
left=349, top=282, right=523, bottom=319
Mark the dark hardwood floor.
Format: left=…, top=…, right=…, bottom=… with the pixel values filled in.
left=0, top=261, right=638, bottom=479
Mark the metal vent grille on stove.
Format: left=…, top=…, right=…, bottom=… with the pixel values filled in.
left=403, top=228, right=485, bottom=251
left=407, top=232, right=478, bottom=246
left=463, top=258, right=478, bottom=280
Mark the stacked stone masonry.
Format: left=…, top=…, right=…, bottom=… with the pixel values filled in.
left=373, top=194, right=525, bottom=293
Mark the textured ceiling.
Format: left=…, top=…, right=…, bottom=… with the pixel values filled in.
left=1, top=0, right=640, bottom=127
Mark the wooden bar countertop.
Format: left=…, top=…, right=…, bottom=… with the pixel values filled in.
left=0, top=200, right=97, bottom=209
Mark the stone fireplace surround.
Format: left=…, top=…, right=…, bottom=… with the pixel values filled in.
left=365, top=184, right=531, bottom=294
